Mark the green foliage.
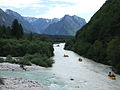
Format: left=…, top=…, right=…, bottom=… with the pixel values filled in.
left=64, top=38, right=75, bottom=50
left=0, top=58, right=4, bottom=63
left=0, top=34, right=54, bottom=67
left=65, top=0, right=120, bottom=73
left=31, top=57, right=48, bottom=67
left=0, top=20, right=54, bottom=67
left=11, top=19, right=23, bottom=40
left=18, top=57, right=31, bottom=66
left=73, top=40, right=91, bottom=56
left=107, top=37, right=120, bottom=69
left=0, top=53, right=54, bottom=67
left=0, top=19, right=23, bottom=40
left=46, top=35, right=73, bottom=43
left=20, top=54, right=54, bottom=67
left=6, top=55, right=12, bottom=61
left=0, top=39, right=54, bottom=57
left=6, top=55, right=16, bottom=63
left=86, top=40, right=107, bottom=63
left=29, top=32, right=33, bottom=41
left=0, top=26, right=12, bottom=39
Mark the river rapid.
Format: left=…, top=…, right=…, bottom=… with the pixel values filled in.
left=0, top=43, right=120, bottom=90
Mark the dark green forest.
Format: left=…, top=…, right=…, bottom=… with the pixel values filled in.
left=0, top=19, right=54, bottom=67
left=65, top=0, right=120, bottom=74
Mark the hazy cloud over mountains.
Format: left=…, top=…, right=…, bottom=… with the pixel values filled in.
left=0, top=0, right=106, bottom=22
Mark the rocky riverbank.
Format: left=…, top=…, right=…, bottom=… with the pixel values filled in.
left=0, top=63, right=47, bottom=90
left=0, top=77, right=47, bottom=90
left=0, top=63, right=44, bottom=71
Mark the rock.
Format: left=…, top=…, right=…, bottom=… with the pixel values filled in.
left=70, top=78, right=74, bottom=81
left=0, top=77, right=46, bottom=90
left=0, top=63, right=44, bottom=71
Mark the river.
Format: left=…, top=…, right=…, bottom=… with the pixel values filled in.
left=0, top=43, right=120, bottom=90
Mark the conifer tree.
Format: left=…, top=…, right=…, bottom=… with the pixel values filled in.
left=11, top=19, right=23, bottom=39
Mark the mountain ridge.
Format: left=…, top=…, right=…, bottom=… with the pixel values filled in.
left=5, top=9, right=34, bottom=33
left=0, top=8, right=13, bottom=26
left=0, top=8, right=86, bottom=36
left=24, top=17, right=60, bottom=34
left=43, top=15, right=86, bottom=36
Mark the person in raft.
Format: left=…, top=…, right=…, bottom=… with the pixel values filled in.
left=108, top=72, right=116, bottom=77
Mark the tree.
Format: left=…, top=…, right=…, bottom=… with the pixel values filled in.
left=107, top=37, right=120, bottom=69
left=19, top=24, right=24, bottom=38
left=11, top=19, right=19, bottom=37
left=87, top=40, right=107, bottom=63
left=11, top=19, right=23, bottom=39
left=29, top=32, right=33, bottom=41
left=6, top=26, right=12, bottom=38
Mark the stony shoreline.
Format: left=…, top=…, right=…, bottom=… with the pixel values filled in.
left=0, top=63, right=44, bottom=71
left=0, top=77, right=47, bottom=90
left=0, top=63, right=47, bottom=90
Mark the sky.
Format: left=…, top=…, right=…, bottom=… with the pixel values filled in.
left=0, top=0, right=106, bottom=22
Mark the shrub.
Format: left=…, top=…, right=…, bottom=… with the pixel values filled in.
left=6, top=55, right=16, bottom=63
left=6, top=55, right=12, bottom=61
left=18, top=57, right=31, bottom=66
left=0, top=58, right=4, bottom=63
left=0, top=39, right=54, bottom=57
left=24, top=53, right=54, bottom=67
left=31, top=57, right=48, bottom=67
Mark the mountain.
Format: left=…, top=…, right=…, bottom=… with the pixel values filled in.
left=5, top=9, right=34, bottom=33
left=0, top=8, right=86, bottom=35
left=0, top=8, right=13, bottom=26
left=43, top=15, right=86, bottom=36
left=24, top=17, right=60, bottom=34
left=24, top=17, right=38, bottom=23
left=65, top=0, right=120, bottom=74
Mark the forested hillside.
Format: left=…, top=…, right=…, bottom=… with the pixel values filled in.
left=65, top=0, right=120, bottom=74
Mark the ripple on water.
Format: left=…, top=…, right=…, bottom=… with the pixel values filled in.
left=0, top=70, right=69, bottom=90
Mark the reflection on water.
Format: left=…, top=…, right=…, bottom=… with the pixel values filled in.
left=0, top=43, right=120, bottom=90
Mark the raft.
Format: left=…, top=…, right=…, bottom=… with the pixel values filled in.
left=64, top=55, right=69, bottom=57
left=78, top=58, right=82, bottom=62
left=108, top=75, right=116, bottom=80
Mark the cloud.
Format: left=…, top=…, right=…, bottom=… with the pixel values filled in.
left=36, top=5, right=75, bottom=19
left=0, top=0, right=106, bottom=22
left=36, top=0, right=106, bottom=21
left=0, top=0, right=42, bottom=8
left=51, top=0, right=80, bottom=3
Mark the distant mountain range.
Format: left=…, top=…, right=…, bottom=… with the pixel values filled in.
left=0, top=8, right=86, bottom=36
left=43, top=15, right=86, bottom=36
left=24, top=17, right=60, bottom=34
left=5, top=9, right=34, bottom=33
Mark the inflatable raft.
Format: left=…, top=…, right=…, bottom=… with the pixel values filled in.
left=108, top=75, right=116, bottom=80
left=64, top=54, right=69, bottom=57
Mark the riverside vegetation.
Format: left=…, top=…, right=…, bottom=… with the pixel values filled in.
left=0, top=19, right=54, bottom=68
left=65, top=0, right=120, bottom=74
